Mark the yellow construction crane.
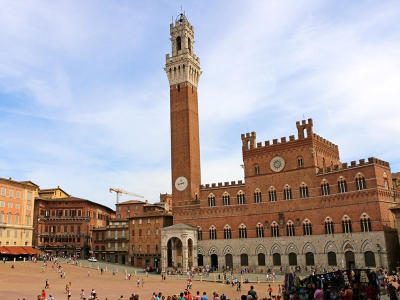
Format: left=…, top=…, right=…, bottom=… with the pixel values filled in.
left=109, top=188, right=144, bottom=204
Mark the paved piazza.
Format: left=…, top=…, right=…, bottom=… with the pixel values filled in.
left=0, top=261, right=282, bottom=300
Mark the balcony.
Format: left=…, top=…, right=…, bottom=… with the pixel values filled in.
left=39, top=216, right=91, bottom=222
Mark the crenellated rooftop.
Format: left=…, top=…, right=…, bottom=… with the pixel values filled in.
left=241, top=118, right=338, bottom=151
left=200, top=180, right=245, bottom=190
left=317, top=157, right=390, bottom=174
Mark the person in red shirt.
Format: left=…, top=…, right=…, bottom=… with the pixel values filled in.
left=366, top=283, right=377, bottom=300
left=342, top=285, right=353, bottom=300
left=41, top=289, right=46, bottom=300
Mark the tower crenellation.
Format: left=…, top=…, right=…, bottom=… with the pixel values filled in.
left=296, top=118, right=313, bottom=139
left=164, top=14, right=201, bottom=88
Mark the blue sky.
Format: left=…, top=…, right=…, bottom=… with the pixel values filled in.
left=1, top=1, right=399, bottom=209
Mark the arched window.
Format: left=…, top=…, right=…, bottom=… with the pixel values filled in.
left=305, top=252, right=314, bottom=265
left=254, top=189, right=262, bottom=203
left=237, top=191, right=245, bottom=205
left=298, top=158, right=303, bottom=167
left=342, top=215, right=352, bottom=233
left=256, top=223, right=264, bottom=238
left=284, top=185, right=292, bottom=200
left=273, top=253, right=281, bottom=266
left=222, top=193, right=230, bottom=206
left=239, top=224, right=247, bottom=239
left=271, top=221, right=279, bottom=237
left=176, top=36, right=181, bottom=51
left=338, top=177, right=348, bottom=193
left=187, top=37, right=191, bottom=54
left=209, top=226, right=217, bottom=240
left=286, top=220, right=295, bottom=236
left=208, top=194, right=216, bottom=207
left=356, top=173, right=367, bottom=190
left=321, top=179, right=330, bottom=196
left=327, top=252, right=337, bottom=266
left=223, top=225, right=232, bottom=239
left=302, top=219, right=312, bottom=235
left=360, top=213, right=372, bottom=232
left=197, top=227, right=203, bottom=240
left=269, top=187, right=277, bottom=202
left=300, top=183, right=309, bottom=198
left=325, top=217, right=334, bottom=234
left=254, top=165, right=260, bottom=175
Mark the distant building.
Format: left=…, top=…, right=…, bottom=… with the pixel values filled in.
left=129, top=197, right=173, bottom=269
left=91, top=199, right=144, bottom=264
left=0, top=177, right=38, bottom=248
left=33, top=187, right=115, bottom=258
left=92, top=218, right=130, bottom=264
left=161, top=14, right=399, bottom=272
left=91, top=195, right=173, bottom=267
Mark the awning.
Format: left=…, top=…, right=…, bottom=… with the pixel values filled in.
left=0, top=246, right=42, bottom=255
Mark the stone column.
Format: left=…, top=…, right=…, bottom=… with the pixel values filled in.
left=161, top=246, right=168, bottom=273
left=182, top=246, right=189, bottom=271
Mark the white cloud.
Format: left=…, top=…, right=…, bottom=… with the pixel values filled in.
left=1, top=1, right=399, bottom=207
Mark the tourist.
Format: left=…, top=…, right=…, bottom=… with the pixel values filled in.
left=248, top=286, right=258, bottom=300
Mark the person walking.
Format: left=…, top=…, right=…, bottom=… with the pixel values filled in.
left=80, top=289, right=85, bottom=300
left=41, top=289, right=46, bottom=300
left=248, top=286, right=258, bottom=300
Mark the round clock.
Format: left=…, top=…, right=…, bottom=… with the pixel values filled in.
left=175, top=176, right=188, bottom=191
left=270, top=156, right=285, bottom=172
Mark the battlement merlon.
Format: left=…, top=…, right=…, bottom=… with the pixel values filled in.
left=241, top=132, right=257, bottom=150
left=296, top=118, right=313, bottom=139
left=312, top=133, right=339, bottom=150
left=200, top=180, right=245, bottom=190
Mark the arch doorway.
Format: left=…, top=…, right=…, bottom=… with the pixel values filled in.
left=167, top=237, right=182, bottom=267
left=198, top=254, right=204, bottom=267
left=345, top=251, right=355, bottom=269
left=211, top=254, right=218, bottom=270
left=225, top=254, right=233, bottom=270
left=160, top=223, right=198, bottom=273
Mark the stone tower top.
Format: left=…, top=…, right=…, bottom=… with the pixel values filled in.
left=164, top=13, right=202, bottom=87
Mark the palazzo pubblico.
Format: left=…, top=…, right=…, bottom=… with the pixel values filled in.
left=160, top=14, right=400, bottom=273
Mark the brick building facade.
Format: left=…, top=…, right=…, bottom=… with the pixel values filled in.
left=161, top=14, right=400, bottom=272
left=33, top=188, right=115, bottom=258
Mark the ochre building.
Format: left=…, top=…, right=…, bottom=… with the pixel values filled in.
left=161, top=14, right=400, bottom=272
left=0, top=177, right=38, bottom=248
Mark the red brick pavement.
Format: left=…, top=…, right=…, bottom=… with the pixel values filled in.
left=0, top=262, right=281, bottom=300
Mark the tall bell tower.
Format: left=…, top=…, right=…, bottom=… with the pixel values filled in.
left=165, top=13, right=202, bottom=206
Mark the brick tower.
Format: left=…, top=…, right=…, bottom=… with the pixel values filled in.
left=165, top=13, right=202, bottom=206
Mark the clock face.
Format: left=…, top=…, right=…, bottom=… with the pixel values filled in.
left=270, top=156, right=285, bottom=172
left=175, top=176, right=188, bottom=191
